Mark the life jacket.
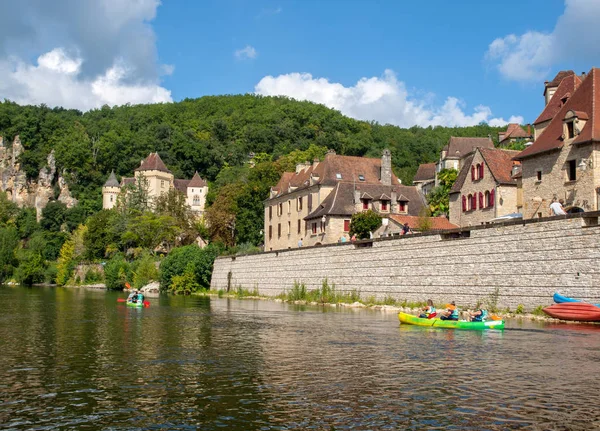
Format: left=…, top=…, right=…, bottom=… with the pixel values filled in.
left=450, top=308, right=459, bottom=319
left=426, top=306, right=436, bottom=318
left=472, top=309, right=487, bottom=322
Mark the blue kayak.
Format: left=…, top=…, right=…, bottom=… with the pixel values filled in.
left=553, top=292, right=600, bottom=308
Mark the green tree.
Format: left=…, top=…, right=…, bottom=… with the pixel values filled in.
left=84, top=209, right=117, bottom=259
left=0, top=192, right=18, bottom=226
left=40, top=201, right=67, bottom=232
left=349, top=210, right=382, bottom=239
left=427, top=168, right=458, bottom=216
left=15, top=207, right=39, bottom=238
left=0, top=227, right=19, bottom=282
left=131, top=251, right=159, bottom=289
left=104, top=254, right=131, bottom=290
left=14, top=232, right=47, bottom=286
left=159, top=244, right=221, bottom=292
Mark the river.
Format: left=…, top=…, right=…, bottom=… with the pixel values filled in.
left=1, top=285, right=599, bottom=430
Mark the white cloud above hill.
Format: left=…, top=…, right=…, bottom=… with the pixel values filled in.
left=255, top=70, right=522, bottom=127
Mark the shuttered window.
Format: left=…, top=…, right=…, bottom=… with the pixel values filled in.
left=278, top=223, right=281, bottom=238
left=489, top=189, right=495, bottom=207
left=269, top=225, right=272, bottom=240
left=462, top=195, right=467, bottom=212
left=479, top=164, right=484, bottom=179
left=478, top=192, right=484, bottom=209
left=471, top=165, right=475, bottom=181
left=344, top=220, right=350, bottom=232
left=471, top=194, right=477, bottom=210
left=297, top=219, right=301, bottom=234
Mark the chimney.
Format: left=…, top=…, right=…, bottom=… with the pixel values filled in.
left=381, top=149, right=392, bottom=186
left=312, top=158, right=320, bottom=169
left=527, top=124, right=531, bottom=136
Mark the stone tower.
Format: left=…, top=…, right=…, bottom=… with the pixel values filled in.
left=381, top=149, right=392, bottom=186
left=102, top=171, right=120, bottom=209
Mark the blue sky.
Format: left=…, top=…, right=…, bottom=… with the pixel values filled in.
left=1, top=0, right=600, bottom=128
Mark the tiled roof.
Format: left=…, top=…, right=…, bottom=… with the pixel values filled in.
left=516, top=67, right=600, bottom=160
left=389, top=214, right=458, bottom=231
left=544, top=70, right=575, bottom=94
left=449, top=154, right=474, bottom=194
left=479, top=148, right=521, bottom=185
left=443, top=137, right=494, bottom=159
left=534, top=74, right=582, bottom=125
left=499, top=123, right=532, bottom=143
left=104, top=170, right=120, bottom=187
left=304, top=183, right=426, bottom=220
left=121, top=177, right=135, bottom=186
left=188, top=172, right=207, bottom=187
left=413, top=163, right=436, bottom=182
left=173, top=179, right=190, bottom=192
left=271, top=152, right=401, bottom=198
left=134, top=152, right=171, bottom=173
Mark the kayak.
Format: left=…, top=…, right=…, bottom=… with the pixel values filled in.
left=542, top=303, right=600, bottom=322
left=398, top=312, right=505, bottom=330
left=126, top=301, right=144, bottom=308
left=553, top=292, right=600, bottom=308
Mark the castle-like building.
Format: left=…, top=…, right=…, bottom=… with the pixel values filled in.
left=102, top=152, right=208, bottom=216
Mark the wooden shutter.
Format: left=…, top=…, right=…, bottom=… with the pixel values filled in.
left=489, top=189, right=495, bottom=207
left=344, top=220, right=350, bottom=232
left=471, top=165, right=475, bottom=180
left=297, top=219, right=301, bottom=234
left=479, top=192, right=483, bottom=208
left=269, top=225, right=272, bottom=240
left=479, top=164, right=484, bottom=179
left=462, top=195, right=466, bottom=212
left=471, top=194, right=477, bottom=210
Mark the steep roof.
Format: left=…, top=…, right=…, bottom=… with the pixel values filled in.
left=121, top=177, right=135, bottom=186
left=534, top=73, right=582, bottom=125
left=499, top=123, right=532, bottom=143
left=173, top=179, right=190, bottom=192
left=270, top=151, right=401, bottom=198
left=388, top=214, right=458, bottom=231
left=304, top=183, right=426, bottom=220
left=103, top=170, right=120, bottom=187
left=449, top=154, right=474, bottom=194
left=188, top=172, right=207, bottom=188
left=413, top=163, right=436, bottom=182
left=134, top=152, right=171, bottom=173
left=443, top=137, right=494, bottom=159
left=479, top=148, right=521, bottom=185
left=516, top=67, right=600, bottom=160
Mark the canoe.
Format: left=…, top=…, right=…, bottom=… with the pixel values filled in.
left=542, top=303, right=600, bottom=322
left=126, top=301, right=144, bottom=308
left=553, top=292, right=600, bottom=308
left=398, top=312, right=505, bottom=330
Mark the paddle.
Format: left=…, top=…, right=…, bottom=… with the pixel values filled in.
left=143, top=301, right=150, bottom=307
left=490, top=315, right=503, bottom=321
left=117, top=298, right=126, bottom=302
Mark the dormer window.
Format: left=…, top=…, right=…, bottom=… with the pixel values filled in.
left=362, top=199, right=369, bottom=210
left=358, top=174, right=365, bottom=182
left=563, top=110, right=588, bottom=141
left=381, top=200, right=389, bottom=211
left=399, top=201, right=408, bottom=213
left=336, top=173, right=342, bottom=180
left=567, top=121, right=575, bottom=139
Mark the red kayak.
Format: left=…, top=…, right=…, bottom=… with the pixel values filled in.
left=543, top=302, right=600, bottom=322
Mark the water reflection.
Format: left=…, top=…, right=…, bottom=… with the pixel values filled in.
left=1, top=285, right=600, bottom=430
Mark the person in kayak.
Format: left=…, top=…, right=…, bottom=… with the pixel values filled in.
left=419, top=299, right=437, bottom=319
left=127, top=290, right=137, bottom=303
left=470, top=309, right=488, bottom=322
left=440, top=301, right=459, bottom=321
left=137, top=291, right=145, bottom=304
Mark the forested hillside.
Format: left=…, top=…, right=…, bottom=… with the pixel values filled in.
left=0, top=95, right=503, bottom=211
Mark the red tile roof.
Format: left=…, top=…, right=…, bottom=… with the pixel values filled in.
left=134, top=152, right=171, bottom=173
left=389, top=214, right=458, bottom=231
left=413, top=163, right=436, bottom=182
left=188, top=172, right=207, bottom=187
left=443, top=137, right=494, bottom=159
left=544, top=70, right=576, bottom=94
left=516, top=67, right=600, bottom=160
left=499, top=123, right=532, bottom=143
left=534, top=73, right=582, bottom=125
left=173, top=179, right=190, bottom=192
left=479, top=148, right=521, bottom=184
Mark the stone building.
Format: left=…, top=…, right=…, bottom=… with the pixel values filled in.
left=102, top=152, right=208, bottom=216
left=515, top=67, right=600, bottom=218
left=412, top=162, right=436, bottom=196
left=449, top=148, right=520, bottom=227
left=264, top=149, right=435, bottom=250
left=498, top=123, right=533, bottom=147
left=435, top=136, right=494, bottom=185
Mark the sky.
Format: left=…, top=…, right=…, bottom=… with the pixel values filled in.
left=1, top=0, right=600, bottom=128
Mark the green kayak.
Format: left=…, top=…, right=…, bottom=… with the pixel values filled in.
left=126, top=301, right=144, bottom=308
left=398, top=312, right=504, bottom=330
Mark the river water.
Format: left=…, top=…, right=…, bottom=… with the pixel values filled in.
left=1, top=286, right=600, bottom=430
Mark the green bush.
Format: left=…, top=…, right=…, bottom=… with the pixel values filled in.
left=159, top=244, right=221, bottom=292
left=288, top=281, right=307, bottom=301
left=515, top=304, right=525, bottom=315
left=45, top=262, right=58, bottom=284
left=104, top=254, right=131, bottom=290
left=169, top=263, right=200, bottom=295
left=84, top=267, right=104, bottom=284
left=131, top=252, right=158, bottom=289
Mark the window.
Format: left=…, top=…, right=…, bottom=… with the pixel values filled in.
left=336, top=173, right=342, bottom=180
left=536, top=170, right=542, bottom=181
left=193, top=195, right=200, bottom=205
left=479, top=164, right=484, bottom=179
left=358, top=174, right=365, bottom=182
left=320, top=221, right=325, bottom=232
left=489, top=189, right=495, bottom=208
left=484, top=191, right=490, bottom=208
left=269, top=206, right=272, bottom=220
left=567, top=121, right=575, bottom=139
left=288, top=221, right=291, bottom=234
left=399, top=201, right=407, bottom=212
left=297, top=197, right=303, bottom=211
left=288, top=200, right=291, bottom=213
left=278, top=223, right=281, bottom=238
left=567, top=159, right=577, bottom=181
left=269, top=226, right=272, bottom=240
left=192, top=189, right=194, bottom=193
left=462, top=195, right=467, bottom=212
left=161, top=180, right=165, bottom=188
left=278, top=203, right=283, bottom=216
left=471, top=165, right=475, bottom=181
left=479, top=192, right=484, bottom=209
left=110, top=195, right=113, bottom=202
left=312, top=223, right=317, bottom=234
left=381, top=200, right=388, bottom=211
left=297, top=219, right=301, bottom=234
left=344, top=219, right=350, bottom=232
left=308, top=194, right=313, bottom=211
left=362, top=199, right=369, bottom=210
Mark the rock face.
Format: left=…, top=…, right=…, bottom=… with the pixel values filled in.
left=0, top=135, right=78, bottom=219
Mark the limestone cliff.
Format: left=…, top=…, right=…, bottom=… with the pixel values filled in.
left=0, top=135, right=78, bottom=219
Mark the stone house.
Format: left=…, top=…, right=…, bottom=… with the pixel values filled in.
left=435, top=136, right=494, bottom=185
left=264, top=149, right=434, bottom=250
left=515, top=67, right=600, bottom=218
left=498, top=123, right=533, bottom=147
left=412, top=162, right=436, bottom=196
left=102, top=152, right=208, bottom=216
left=449, top=148, right=520, bottom=227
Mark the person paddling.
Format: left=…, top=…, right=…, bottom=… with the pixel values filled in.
left=419, top=299, right=437, bottom=319
left=440, top=301, right=459, bottom=321
left=470, top=309, right=488, bottom=322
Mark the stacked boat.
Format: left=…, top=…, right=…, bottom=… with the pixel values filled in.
left=542, top=293, right=600, bottom=322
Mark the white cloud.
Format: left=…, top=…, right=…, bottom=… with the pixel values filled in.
left=255, top=69, right=522, bottom=127
left=486, top=0, right=600, bottom=81
left=0, top=0, right=172, bottom=110
left=235, top=45, right=258, bottom=60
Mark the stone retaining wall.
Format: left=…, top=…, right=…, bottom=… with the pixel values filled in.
left=210, top=212, right=600, bottom=311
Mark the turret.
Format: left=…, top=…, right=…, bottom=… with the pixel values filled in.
left=102, top=170, right=120, bottom=209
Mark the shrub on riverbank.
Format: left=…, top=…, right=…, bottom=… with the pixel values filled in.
left=104, top=254, right=131, bottom=290
left=159, top=243, right=222, bottom=292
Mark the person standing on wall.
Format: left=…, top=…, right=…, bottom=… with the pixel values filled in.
left=550, top=198, right=566, bottom=215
